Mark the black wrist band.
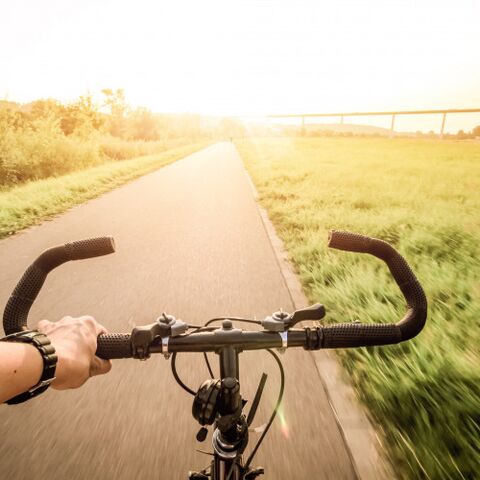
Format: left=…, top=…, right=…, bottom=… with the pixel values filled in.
left=1, top=330, right=57, bottom=404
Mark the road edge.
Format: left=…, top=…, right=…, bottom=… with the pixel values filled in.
left=0, top=142, right=212, bottom=241
left=240, top=158, right=396, bottom=480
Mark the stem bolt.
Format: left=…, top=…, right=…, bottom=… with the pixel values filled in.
left=222, top=320, right=233, bottom=330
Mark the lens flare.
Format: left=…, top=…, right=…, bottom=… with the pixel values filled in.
left=277, top=406, right=290, bottom=439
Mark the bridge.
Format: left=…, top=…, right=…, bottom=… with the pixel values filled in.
left=268, top=108, right=480, bottom=138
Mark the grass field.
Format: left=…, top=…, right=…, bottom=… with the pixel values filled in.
left=0, top=142, right=210, bottom=239
left=236, top=137, right=480, bottom=479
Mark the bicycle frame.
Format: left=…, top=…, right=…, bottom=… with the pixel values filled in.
left=3, top=231, right=428, bottom=479
left=212, top=348, right=243, bottom=480
left=189, top=344, right=263, bottom=480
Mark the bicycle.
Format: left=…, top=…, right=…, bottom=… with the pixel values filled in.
left=3, top=230, right=427, bottom=479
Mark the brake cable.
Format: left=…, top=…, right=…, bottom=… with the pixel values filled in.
left=225, top=348, right=285, bottom=480
left=171, top=318, right=261, bottom=393
left=203, top=352, right=215, bottom=378
left=203, top=317, right=262, bottom=327
left=171, top=352, right=196, bottom=396
left=244, top=349, right=285, bottom=471
left=170, top=318, right=285, bottom=479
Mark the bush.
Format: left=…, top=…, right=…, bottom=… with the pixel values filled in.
left=0, top=92, right=226, bottom=188
left=0, top=106, right=198, bottom=188
left=0, top=114, right=103, bottom=186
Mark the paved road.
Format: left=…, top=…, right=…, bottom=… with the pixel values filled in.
left=0, top=143, right=356, bottom=479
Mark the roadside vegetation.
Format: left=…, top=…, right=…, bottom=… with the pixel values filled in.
left=0, top=90, right=242, bottom=188
left=0, top=143, right=209, bottom=239
left=0, top=90, right=247, bottom=237
left=236, top=137, right=480, bottom=479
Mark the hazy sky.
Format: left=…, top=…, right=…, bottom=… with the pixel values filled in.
left=1, top=0, right=479, bottom=131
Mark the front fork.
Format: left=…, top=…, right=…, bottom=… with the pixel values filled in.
left=189, top=451, right=263, bottom=480
left=211, top=440, right=242, bottom=480
left=211, top=431, right=265, bottom=480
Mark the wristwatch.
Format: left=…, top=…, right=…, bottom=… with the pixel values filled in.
left=1, top=330, right=57, bottom=404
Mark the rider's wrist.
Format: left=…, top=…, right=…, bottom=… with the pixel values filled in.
left=23, top=343, right=44, bottom=385
left=1, top=330, right=57, bottom=404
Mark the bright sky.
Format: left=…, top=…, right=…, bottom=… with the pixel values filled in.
left=1, top=0, right=479, bottom=131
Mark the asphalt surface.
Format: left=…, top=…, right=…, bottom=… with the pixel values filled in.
left=0, top=143, right=356, bottom=479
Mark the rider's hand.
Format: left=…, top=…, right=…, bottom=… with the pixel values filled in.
left=37, top=316, right=112, bottom=390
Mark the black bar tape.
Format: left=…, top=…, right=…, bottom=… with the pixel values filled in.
left=3, top=237, right=115, bottom=335
left=3, top=263, right=49, bottom=334
left=327, top=230, right=427, bottom=343
left=321, top=323, right=401, bottom=348
left=328, top=230, right=372, bottom=254
left=96, top=334, right=132, bottom=359
left=65, top=237, right=115, bottom=261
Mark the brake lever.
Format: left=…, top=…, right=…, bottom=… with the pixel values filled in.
left=290, top=303, right=326, bottom=326
left=131, top=313, right=188, bottom=359
left=261, top=304, right=326, bottom=332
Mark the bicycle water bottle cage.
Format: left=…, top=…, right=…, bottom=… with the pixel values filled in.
left=261, top=303, right=326, bottom=332
left=131, top=313, right=188, bottom=359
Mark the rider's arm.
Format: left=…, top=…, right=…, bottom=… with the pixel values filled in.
left=0, top=342, right=43, bottom=403
left=0, top=316, right=112, bottom=404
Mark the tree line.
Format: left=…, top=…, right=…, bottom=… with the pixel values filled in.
left=0, top=90, right=245, bottom=187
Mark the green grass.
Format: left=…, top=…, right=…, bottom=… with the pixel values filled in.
left=0, top=142, right=210, bottom=239
left=236, top=137, right=480, bottom=479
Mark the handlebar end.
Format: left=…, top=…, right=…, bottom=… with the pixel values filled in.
left=327, top=229, right=427, bottom=344
left=66, top=236, right=116, bottom=261
left=328, top=230, right=373, bottom=254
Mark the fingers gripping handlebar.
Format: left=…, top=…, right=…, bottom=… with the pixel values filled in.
left=3, top=231, right=427, bottom=358
left=3, top=237, right=115, bottom=335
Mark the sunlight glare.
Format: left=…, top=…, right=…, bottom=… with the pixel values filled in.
left=277, top=406, right=290, bottom=440
left=1, top=0, right=478, bottom=127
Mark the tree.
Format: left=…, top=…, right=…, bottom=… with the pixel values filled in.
left=101, top=89, right=128, bottom=137
left=28, top=99, right=64, bottom=121
left=457, top=129, right=470, bottom=140
left=127, top=108, right=160, bottom=140
left=61, top=94, right=104, bottom=137
left=472, top=125, right=480, bottom=137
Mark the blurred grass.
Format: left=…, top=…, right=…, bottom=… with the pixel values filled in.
left=0, top=142, right=210, bottom=239
left=236, top=137, right=480, bottom=479
left=98, top=135, right=192, bottom=160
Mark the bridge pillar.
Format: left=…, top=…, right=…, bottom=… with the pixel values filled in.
left=440, top=113, right=447, bottom=139
left=390, top=114, right=396, bottom=138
